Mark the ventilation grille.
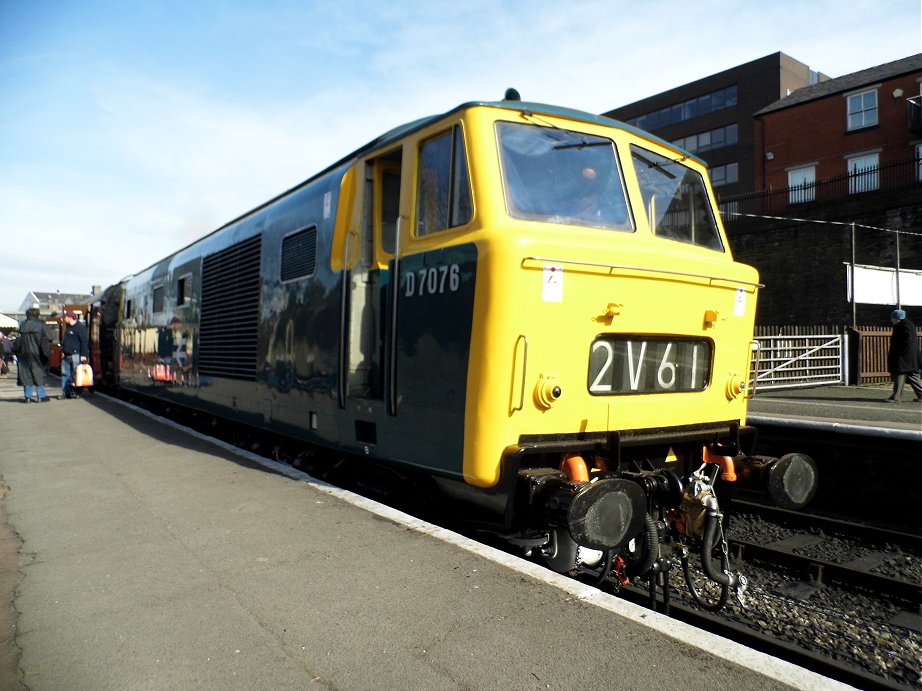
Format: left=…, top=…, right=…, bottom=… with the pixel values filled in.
left=199, top=235, right=261, bottom=380
left=281, top=227, right=317, bottom=281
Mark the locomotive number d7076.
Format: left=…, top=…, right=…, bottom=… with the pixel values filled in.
left=588, top=337, right=712, bottom=394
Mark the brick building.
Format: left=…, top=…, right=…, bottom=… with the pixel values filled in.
left=604, top=52, right=828, bottom=199
left=751, top=54, right=921, bottom=196
left=723, top=54, right=922, bottom=326
left=605, top=52, right=922, bottom=327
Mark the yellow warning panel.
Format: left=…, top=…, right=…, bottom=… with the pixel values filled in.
left=665, top=447, right=678, bottom=463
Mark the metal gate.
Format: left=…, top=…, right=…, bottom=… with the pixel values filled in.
left=750, top=332, right=845, bottom=391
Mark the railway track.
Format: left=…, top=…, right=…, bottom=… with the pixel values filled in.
left=700, top=498, right=922, bottom=689
left=615, top=585, right=915, bottom=691
left=729, top=499, right=922, bottom=604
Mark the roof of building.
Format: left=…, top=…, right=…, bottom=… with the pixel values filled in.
left=756, top=53, right=922, bottom=116
left=18, top=291, right=96, bottom=313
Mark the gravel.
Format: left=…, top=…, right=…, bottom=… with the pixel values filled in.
left=682, top=510, right=922, bottom=687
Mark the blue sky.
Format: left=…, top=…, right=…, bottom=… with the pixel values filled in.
left=1, top=0, right=920, bottom=312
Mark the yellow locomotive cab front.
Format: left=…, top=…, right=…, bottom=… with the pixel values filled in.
left=458, top=105, right=761, bottom=489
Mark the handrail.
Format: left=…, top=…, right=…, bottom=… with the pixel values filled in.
left=521, top=256, right=764, bottom=288
left=388, top=216, right=405, bottom=416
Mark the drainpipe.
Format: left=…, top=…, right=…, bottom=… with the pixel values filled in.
left=850, top=222, right=856, bottom=330
left=895, top=229, right=902, bottom=310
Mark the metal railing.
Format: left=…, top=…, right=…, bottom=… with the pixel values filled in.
left=721, top=156, right=921, bottom=221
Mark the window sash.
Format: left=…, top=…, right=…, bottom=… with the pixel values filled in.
left=847, top=90, right=878, bottom=130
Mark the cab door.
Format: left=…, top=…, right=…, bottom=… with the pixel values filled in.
left=343, top=152, right=402, bottom=412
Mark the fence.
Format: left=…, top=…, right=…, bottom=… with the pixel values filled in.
left=751, top=326, right=844, bottom=391
left=750, top=325, right=922, bottom=390
left=720, top=156, right=921, bottom=221
left=855, top=326, right=893, bottom=384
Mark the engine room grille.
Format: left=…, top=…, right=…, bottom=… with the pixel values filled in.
left=199, top=235, right=261, bottom=381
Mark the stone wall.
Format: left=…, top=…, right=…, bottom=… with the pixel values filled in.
left=726, top=200, right=922, bottom=328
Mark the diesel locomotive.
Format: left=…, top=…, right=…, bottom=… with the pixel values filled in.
left=93, top=94, right=817, bottom=610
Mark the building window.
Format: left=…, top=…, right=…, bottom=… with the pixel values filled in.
left=627, top=86, right=738, bottom=132
left=710, top=162, right=738, bottom=187
left=846, top=90, right=878, bottom=131
left=787, top=166, right=816, bottom=204
left=847, top=152, right=879, bottom=193
left=672, top=124, right=738, bottom=154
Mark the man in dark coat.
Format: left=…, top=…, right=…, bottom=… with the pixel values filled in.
left=61, top=310, right=89, bottom=398
left=16, top=307, right=53, bottom=403
left=886, top=309, right=922, bottom=402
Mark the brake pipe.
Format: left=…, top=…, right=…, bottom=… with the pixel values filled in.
left=701, top=445, right=737, bottom=482
left=560, top=454, right=590, bottom=483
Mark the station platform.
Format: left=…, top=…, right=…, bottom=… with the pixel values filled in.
left=0, top=371, right=847, bottom=690
left=748, top=383, right=921, bottom=436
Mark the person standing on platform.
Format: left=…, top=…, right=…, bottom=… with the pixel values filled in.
left=16, top=307, right=53, bottom=403
left=61, top=310, right=89, bottom=399
left=0, top=332, right=11, bottom=376
left=886, top=309, right=922, bottom=403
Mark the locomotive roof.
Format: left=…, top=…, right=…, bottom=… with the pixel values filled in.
left=125, top=99, right=698, bottom=280
left=351, top=99, right=702, bottom=169
left=219, top=98, right=700, bottom=230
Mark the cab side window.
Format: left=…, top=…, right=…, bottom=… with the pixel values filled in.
left=416, top=125, right=472, bottom=236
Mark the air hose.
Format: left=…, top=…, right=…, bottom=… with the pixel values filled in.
left=681, top=508, right=732, bottom=612
left=701, top=510, right=733, bottom=586
left=626, top=512, right=659, bottom=577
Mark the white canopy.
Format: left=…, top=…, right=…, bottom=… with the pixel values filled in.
left=0, top=313, right=19, bottom=329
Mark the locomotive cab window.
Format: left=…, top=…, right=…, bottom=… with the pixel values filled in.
left=176, top=275, right=192, bottom=305
left=630, top=145, right=724, bottom=251
left=416, top=125, right=472, bottom=237
left=376, top=157, right=401, bottom=261
left=497, top=122, right=632, bottom=231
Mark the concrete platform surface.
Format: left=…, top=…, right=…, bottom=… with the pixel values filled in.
left=0, top=372, right=847, bottom=689
left=749, top=383, right=921, bottom=434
